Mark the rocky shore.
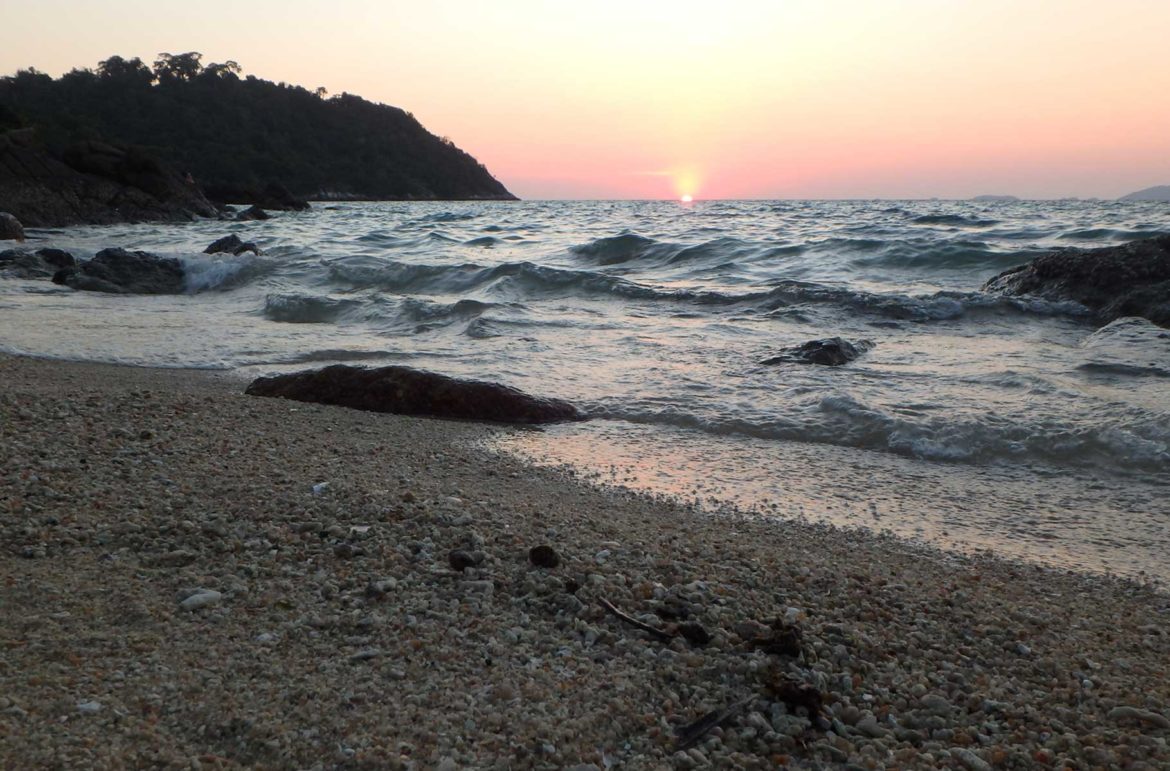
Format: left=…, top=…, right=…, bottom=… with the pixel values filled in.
left=1, top=355, right=1168, bottom=770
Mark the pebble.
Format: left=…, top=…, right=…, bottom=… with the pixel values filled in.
left=1108, top=706, right=1170, bottom=729
left=953, top=748, right=992, bottom=771
left=448, top=549, right=480, bottom=572
left=179, top=589, right=222, bottom=611
left=77, top=701, right=102, bottom=714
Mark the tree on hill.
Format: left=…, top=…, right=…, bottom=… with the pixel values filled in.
left=0, top=54, right=515, bottom=201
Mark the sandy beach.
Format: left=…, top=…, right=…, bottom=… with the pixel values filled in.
left=2, top=353, right=1168, bottom=770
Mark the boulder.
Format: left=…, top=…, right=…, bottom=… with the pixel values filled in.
left=761, top=338, right=874, bottom=366
left=236, top=205, right=270, bottom=222
left=0, top=211, right=24, bottom=240
left=53, top=248, right=185, bottom=294
left=0, top=130, right=219, bottom=227
left=1, top=247, right=75, bottom=276
left=245, top=364, right=585, bottom=425
left=982, top=235, right=1170, bottom=327
left=204, top=234, right=261, bottom=256
left=0, top=247, right=75, bottom=279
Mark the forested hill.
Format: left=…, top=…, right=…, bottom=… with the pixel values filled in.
left=0, top=53, right=516, bottom=201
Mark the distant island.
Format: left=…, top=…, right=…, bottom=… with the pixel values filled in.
left=1120, top=185, right=1170, bottom=202
left=0, top=53, right=515, bottom=212
left=971, top=195, right=1020, bottom=202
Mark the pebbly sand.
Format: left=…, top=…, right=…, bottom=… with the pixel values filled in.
left=1, top=354, right=1168, bottom=770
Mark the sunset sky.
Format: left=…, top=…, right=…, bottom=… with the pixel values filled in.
left=4, top=0, right=1170, bottom=200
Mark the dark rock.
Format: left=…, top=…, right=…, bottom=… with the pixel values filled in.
left=53, top=248, right=185, bottom=294
left=448, top=549, right=480, bottom=572
left=652, top=599, right=691, bottom=621
left=563, top=577, right=580, bottom=594
left=0, top=211, right=24, bottom=240
left=751, top=621, right=804, bottom=658
left=1, top=248, right=75, bottom=279
left=35, top=248, right=75, bottom=269
left=528, top=545, right=561, bottom=569
left=0, top=130, right=219, bottom=227
left=256, top=182, right=310, bottom=211
left=245, top=364, right=586, bottom=425
left=767, top=677, right=825, bottom=719
left=761, top=337, right=874, bottom=366
left=678, top=622, right=711, bottom=646
left=236, top=205, right=270, bottom=222
left=204, top=234, right=261, bottom=256
left=982, top=235, right=1170, bottom=327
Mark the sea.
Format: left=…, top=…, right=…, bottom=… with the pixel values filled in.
left=2, top=199, right=1168, bottom=584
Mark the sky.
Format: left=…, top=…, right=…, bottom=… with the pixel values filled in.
left=3, top=0, right=1170, bottom=200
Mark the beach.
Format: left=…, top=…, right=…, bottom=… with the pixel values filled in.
left=1, top=353, right=1168, bottom=769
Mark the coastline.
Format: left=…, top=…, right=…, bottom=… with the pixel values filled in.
left=2, top=354, right=1168, bottom=769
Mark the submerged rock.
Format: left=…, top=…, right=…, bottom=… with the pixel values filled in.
left=761, top=337, right=874, bottom=366
left=245, top=364, right=586, bottom=425
left=53, top=248, right=185, bottom=294
left=236, top=205, right=270, bottom=222
left=0, top=247, right=75, bottom=279
left=204, top=234, right=261, bottom=256
left=982, top=235, right=1170, bottom=327
left=0, top=211, right=24, bottom=240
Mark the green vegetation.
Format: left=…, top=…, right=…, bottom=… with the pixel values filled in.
left=0, top=53, right=515, bottom=201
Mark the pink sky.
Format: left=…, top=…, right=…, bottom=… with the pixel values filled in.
left=4, top=0, right=1170, bottom=199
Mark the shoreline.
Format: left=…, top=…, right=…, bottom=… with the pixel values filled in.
left=2, top=354, right=1169, bottom=769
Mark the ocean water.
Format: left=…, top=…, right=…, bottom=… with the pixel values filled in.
left=3, top=199, right=1169, bottom=582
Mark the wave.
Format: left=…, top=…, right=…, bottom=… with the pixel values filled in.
left=263, top=293, right=361, bottom=323
left=272, top=349, right=412, bottom=365
left=262, top=289, right=500, bottom=331
left=324, top=257, right=1090, bottom=322
left=569, top=233, right=807, bottom=270
left=181, top=254, right=274, bottom=292
left=569, top=233, right=667, bottom=265
left=912, top=214, right=1000, bottom=227
left=586, top=393, right=1170, bottom=472
left=1078, top=317, right=1170, bottom=377
left=1057, top=228, right=1169, bottom=241
left=839, top=239, right=1035, bottom=271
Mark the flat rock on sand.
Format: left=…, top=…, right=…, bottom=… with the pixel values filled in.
left=1, top=354, right=1168, bottom=770
left=245, top=363, right=585, bottom=425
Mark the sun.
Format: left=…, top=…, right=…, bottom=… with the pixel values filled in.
left=680, top=194, right=694, bottom=203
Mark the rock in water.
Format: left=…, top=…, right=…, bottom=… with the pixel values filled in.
left=53, top=248, right=185, bottom=294
left=0, top=212, right=24, bottom=240
left=0, top=248, right=75, bottom=279
left=236, top=205, right=270, bottom=221
left=982, top=235, right=1170, bottom=327
left=761, top=337, right=874, bottom=366
left=245, top=364, right=586, bottom=425
left=204, top=234, right=261, bottom=256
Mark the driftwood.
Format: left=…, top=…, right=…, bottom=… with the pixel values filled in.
left=674, top=696, right=754, bottom=751
left=598, top=597, right=675, bottom=643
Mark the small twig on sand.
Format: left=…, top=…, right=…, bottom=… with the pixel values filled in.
left=674, top=696, right=754, bottom=751
left=598, top=597, right=675, bottom=643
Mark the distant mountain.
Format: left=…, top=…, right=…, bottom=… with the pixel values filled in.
left=971, top=195, right=1020, bottom=202
left=1120, top=185, right=1170, bottom=202
left=0, top=53, right=515, bottom=202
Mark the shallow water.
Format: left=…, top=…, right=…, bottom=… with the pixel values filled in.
left=2, top=199, right=1168, bottom=582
